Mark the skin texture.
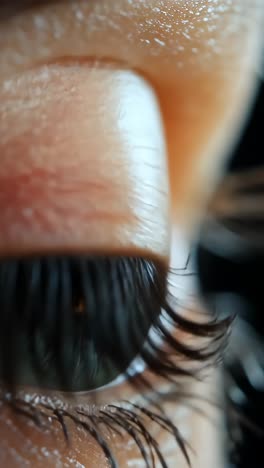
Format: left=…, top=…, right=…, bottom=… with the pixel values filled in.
left=0, top=0, right=263, bottom=232
left=0, top=66, right=169, bottom=259
left=0, top=0, right=263, bottom=467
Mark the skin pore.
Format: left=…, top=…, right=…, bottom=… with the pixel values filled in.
left=0, top=1, right=263, bottom=467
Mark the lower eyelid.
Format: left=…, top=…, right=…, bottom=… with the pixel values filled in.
left=0, top=367, right=220, bottom=468
left=0, top=401, right=111, bottom=467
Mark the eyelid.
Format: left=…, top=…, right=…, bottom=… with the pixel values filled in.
left=0, top=65, right=170, bottom=260
left=1, top=1, right=262, bottom=238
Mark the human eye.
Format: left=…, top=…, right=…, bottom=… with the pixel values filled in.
left=0, top=1, right=263, bottom=467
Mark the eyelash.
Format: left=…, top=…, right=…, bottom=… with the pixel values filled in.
left=3, top=395, right=192, bottom=468
left=0, top=254, right=229, bottom=467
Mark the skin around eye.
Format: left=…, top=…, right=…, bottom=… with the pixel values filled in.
left=0, top=0, right=263, bottom=235
left=0, top=1, right=263, bottom=468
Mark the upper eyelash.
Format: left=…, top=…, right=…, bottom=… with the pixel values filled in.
left=0, top=255, right=229, bottom=393
left=0, top=256, right=163, bottom=392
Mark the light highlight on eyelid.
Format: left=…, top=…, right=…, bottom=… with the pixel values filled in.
left=0, top=65, right=170, bottom=260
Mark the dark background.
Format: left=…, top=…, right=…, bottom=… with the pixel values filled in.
left=197, top=80, right=264, bottom=467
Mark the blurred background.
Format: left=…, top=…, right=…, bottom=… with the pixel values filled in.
left=197, top=81, right=264, bottom=467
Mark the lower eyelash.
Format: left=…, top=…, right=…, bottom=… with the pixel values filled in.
left=0, top=254, right=230, bottom=467
left=4, top=392, right=192, bottom=468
